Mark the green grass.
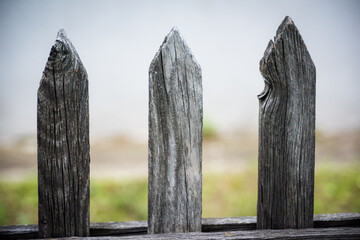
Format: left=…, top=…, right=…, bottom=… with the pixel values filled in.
left=314, top=163, right=360, bottom=214
left=203, top=117, right=218, bottom=140
left=0, top=162, right=359, bottom=225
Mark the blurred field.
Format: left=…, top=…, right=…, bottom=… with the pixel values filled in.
left=1, top=163, right=359, bottom=225
left=0, top=130, right=359, bottom=225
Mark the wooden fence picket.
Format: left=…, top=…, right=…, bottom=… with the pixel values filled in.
left=257, top=16, right=316, bottom=229
left=148, top=28, right=203, bottom=234
left=37, top=29, right=90, bottom=238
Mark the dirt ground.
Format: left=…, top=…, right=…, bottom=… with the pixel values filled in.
left=0, top=130, right=359, bottom=181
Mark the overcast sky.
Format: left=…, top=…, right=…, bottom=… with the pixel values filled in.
left=0, top=0, right=359, bottom=142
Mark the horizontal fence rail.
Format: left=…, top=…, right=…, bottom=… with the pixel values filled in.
left=1, top=214, right=359, bottom=239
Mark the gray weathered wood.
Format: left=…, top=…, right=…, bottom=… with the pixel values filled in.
left=202, top=213, right=360, bottom=232
left=90, top=221, right=147, bottom=236
left=37, top=29, right=90, bottom=238
left=314, top=213, right=360, bottom=228
left=0, top=224, right=38, bottom=240
left=148, top=28, right=203, bottom=234
left=257, top=16, right=316, bottom=229
left=54, top=227, right=360, bottom=239
left=202, top=217, right=256, bottom=232
left=1, top=214, right=359, bottom=239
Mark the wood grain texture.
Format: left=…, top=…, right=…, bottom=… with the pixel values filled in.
left=202, top=217, right=256, bottom=232
left=148, top=28, right=203, bottom=234
left=37, top=29, right=90, bottom=238
left=54, top=227, right=360, bottom=239
left=1, top=214, right=359, bottom=239
left=257, top=16, right=316, bottom=229
left=314, top=213, right=360, bottom=228
left=0, top=224, right=38, bottom=240
left=90, top=221, right=147, bottom=236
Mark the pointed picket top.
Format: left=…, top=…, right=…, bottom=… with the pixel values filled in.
left=57, top=29, right=82, bottom=72
left=38, top=29, right=90, bottom=238
left=257, top=16, right=316, bottom=229
left=150, top=27, right=201, bottom=74
left=56, top=29, right=78, bottom=56
left=40, top=29, right=83, bottom=83
left=259, top=16, right=314, bottom=83
left=275, top=15, right=294, bottom=37
left=148, top=27, right=202, bottom=234
left=56, top=28, right=71, bottom=46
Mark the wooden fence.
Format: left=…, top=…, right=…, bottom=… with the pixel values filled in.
left=1, top=16, right=359, bottom=239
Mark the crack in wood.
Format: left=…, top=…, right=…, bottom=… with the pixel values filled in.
left=257, top=16, right=316, bottom=229
left=148, top=28, right=202, bottom=234
left=37, top=29, right=90, bottom=238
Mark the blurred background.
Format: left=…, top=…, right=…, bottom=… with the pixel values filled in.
left=0, top=0, right=359, bottom=225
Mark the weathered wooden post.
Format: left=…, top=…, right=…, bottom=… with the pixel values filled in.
left=37, top=29, right=90, bottom=238
left=257, top=16, right=316, bottom=229
left=148, top=28, right=203, bottom=234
